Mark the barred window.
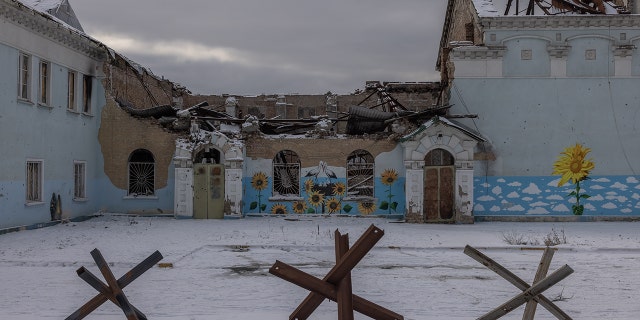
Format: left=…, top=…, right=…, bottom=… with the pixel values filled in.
left=347, top=150, right=374, bottom=198
left=26, top=160, right=43, bottom=202
left=74, top=161, right=86, bottom=199
left=128, top=149, right=155, bottom=196
left=273, top=150, right=300, bottom=196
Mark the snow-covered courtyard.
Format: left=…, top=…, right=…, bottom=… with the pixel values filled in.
left=1, top=214, right=639, bottom=319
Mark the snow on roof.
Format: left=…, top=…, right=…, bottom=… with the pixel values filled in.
left=472, top=0, right=626, bottom=17
left=472, top=0, right=500, bottom=17
left=18, top=0, right=84, bottom=31
left=20, top=0, right=63, bottom=11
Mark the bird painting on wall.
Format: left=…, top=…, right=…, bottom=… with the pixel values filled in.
left=305, top=161, right=337, bottom=180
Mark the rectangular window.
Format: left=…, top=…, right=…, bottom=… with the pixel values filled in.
left=82, top=75, right=92, bottom=114
left=18, top=53, right=31, bottom=100
left=39, top=60, right=50, bottom=105
left=74, top=161, right=86, bottom=199
left=67, top=71, right=76, bottom=111
left=26, top=160, right=43, bottom=203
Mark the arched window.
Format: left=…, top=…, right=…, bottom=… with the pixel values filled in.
left=425, top=148, right=454, bottom=166
left=273, top=150, right=300, bottom=196
left=128, top=149, right=155, bottom=196
left=347, top=150, right=374, bottom=198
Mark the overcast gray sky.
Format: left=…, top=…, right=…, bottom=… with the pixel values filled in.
left=71, top=1, right=449, bottom=95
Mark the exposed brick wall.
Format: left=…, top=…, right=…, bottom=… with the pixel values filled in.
left=97, top=97, right=178, bottom=190
left=245, top=137, right=397, bottom=168
left=98, top=54, right=183, bottom=190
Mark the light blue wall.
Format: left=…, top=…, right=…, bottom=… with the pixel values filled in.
left=451, top=20, right=640, bottom=216
left=0, top=42, right=106, bottom=228
left=242, top=145, right=406, bottom=217
left=474, top=175, right=640, bottom=216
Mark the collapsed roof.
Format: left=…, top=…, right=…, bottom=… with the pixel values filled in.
left=117, top=82, right=476, bottom=139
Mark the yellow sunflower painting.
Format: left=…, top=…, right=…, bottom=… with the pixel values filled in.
left=381, top=169, right=398, bottom=186
left=251, top=172, right=268, bottom=191
left=308, top=190, right=325, bottom=207
left=552, top=143, right=595, bottom=187
left=271, top=204, right=287, bottom=215
left=332, top=182, right=346, bottom=197
left=552, top=143, right=595, bottom=215
left=304, top=179, right=315, bottom=194
left=292, top=201, right=307, bottom=214
left=358, top=202, right=376, bottom=215
left=326, top=198, right=341, bottom=214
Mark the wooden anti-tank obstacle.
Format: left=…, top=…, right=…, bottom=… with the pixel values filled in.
left=464, top=245, right=573, bottom=320
left=269, top=224, right=403, bottom=320
left=66, top=248, right=163, bottom=320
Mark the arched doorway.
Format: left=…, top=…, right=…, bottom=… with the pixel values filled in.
left=423, top=148, right=455, bottom=222
left=193, top=146, right=224, bottom=219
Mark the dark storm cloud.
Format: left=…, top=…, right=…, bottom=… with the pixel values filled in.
left=71, top=0, right=448, bottom=95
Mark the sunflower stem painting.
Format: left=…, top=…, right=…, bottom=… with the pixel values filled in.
left=552, top=143, right=595, bottom=215
left=250, top=172, right=268, bottom=213
left=380, top=169, right=399, bottom=214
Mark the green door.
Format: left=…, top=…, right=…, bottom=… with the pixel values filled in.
left=193, top=164, right=225, bottom=219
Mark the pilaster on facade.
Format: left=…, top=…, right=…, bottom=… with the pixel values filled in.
left=452, top=45, right=506, bottom=60
left=613, top=44, right=636, bottom=58
left=547, top=45, right=571, bottom=59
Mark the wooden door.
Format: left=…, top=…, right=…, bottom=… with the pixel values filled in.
left=193, top=164, right=225, bottom=219
left=423, top=166, right=454, bottom=221
left=423, top=148, right=455, bottom=222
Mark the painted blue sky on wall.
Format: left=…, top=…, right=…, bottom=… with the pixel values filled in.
left=474, top=176, right=640, bottom=215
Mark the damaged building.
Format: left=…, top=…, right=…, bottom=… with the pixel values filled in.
left=4, top=0, right=640, bottom=231
left=441, top=0, right=640, bottom=219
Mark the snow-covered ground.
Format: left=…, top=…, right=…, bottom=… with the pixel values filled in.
left=1, top=214, right=639, bottom=319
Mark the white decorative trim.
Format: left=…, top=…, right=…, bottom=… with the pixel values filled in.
left=1, top=1, right=104, bottom=60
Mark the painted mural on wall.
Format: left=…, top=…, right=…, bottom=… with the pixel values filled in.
left=473, top=175, right=640, bottom=216
left=552, top=143, right=595, bottom=215
left=243, top=162, right=405, bottom=217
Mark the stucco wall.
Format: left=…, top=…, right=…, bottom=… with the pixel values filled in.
left=447, top=13, right=640, bottom=217
left=243, top=137, right=406, bottom=216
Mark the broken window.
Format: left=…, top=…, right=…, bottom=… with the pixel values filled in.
left=74, top=161, right=86, bottom=200
left=26, top=160, right=43, bottom=203
left=128, top=149, right=155, bottom=196
left=82, top=75, right=92, bottom=113
left=347, top=150, right=374, bottom=198
left=39, top=60, right=50, bottom=105
left=18, top=53, right=30, bottom=101
left=465, top=23, right=474, bottom=42
left=273, top=150, right=300, bottom=196
left=67, top=71, right=76, bottom=111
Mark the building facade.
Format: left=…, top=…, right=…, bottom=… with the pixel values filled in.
left=441, top=0, right=640, bottom=218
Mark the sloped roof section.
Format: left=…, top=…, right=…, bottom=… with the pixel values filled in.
left=400, top=116, right=485, bottom=142
left=20, top=0, right=84, bottom=31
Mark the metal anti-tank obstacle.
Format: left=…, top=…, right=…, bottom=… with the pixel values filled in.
left=269, top=224, right=403, bottom=320
left=66, top=248, right=163, bottom=320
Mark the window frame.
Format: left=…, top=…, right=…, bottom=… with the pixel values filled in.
left=346, top=150, right=375, bottom=200
left=127, top=149, right=156, bottom=197
left=26, top=159, right=43, bottom=204
left=38, top=60, right=50, bottom=106
left=18, top=52, right=31, bottom=101
left=73, top=161, right=87, bottom=200
left=67, top=70, right=77, bottom=111
left=272, top=150, right=301, bottom=197
left=82, top=74, right=92, bottom=114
